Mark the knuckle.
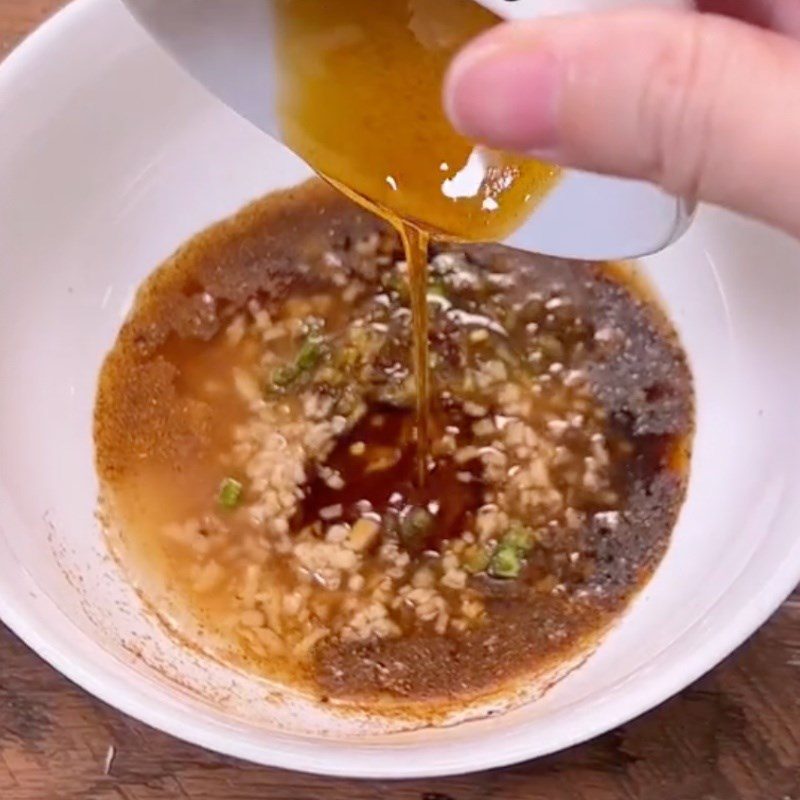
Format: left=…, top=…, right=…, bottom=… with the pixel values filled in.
left=637, top=17, right=725, bottom=198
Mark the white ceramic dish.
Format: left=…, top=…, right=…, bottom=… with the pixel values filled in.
left=1, top=0, right=800, bottom=779
left=121, top=0, right=693, bottom=262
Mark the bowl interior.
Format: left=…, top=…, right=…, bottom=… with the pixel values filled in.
left=1, top=0, right=799, bottom=778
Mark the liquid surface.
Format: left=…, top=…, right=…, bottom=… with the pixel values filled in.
left=95, top=182, right=694, bottom=708
left=270, top=0, right=560, bottom=241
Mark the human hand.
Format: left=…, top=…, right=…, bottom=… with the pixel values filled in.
left=444, top=1, right=800, bottom=237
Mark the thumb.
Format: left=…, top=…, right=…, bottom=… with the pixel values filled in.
left=444, top=9, right=800, bottom=238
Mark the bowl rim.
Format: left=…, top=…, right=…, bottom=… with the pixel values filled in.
left=1, top=0, right=799, bottom=779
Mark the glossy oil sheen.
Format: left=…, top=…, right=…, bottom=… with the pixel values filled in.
left=270, top=0, right=560, bottom=242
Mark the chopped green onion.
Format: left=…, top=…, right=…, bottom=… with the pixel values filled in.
left=271, top=334, right=326, bottom=390
left=218, top=477, right=244, bottom=509
left=272, top=364, right=298, bottom=388
left=502, top=523, right=536, bottom=552
left=486, top=523, right=537, bottom=579
left=296, top=335, right=324, bottom=371
left=463, top=544, right=491, bottom=574
left=488, top=543, right=523, bottom=579
left=400, top=507, right=434, bottom=546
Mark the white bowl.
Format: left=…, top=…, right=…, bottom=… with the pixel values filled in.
left=1, top=0, right=800, bottom=779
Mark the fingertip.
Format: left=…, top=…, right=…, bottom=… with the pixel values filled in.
left=444, top=29, right=562, bottom=153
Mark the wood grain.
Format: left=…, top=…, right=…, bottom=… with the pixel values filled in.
left=1, top=1, right=799, bottom=797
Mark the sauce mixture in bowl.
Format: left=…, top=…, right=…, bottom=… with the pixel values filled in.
left=95, top=181, right=693, bottom=710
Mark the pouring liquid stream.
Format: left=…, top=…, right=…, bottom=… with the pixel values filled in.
left=400, top=223, right=431, bottom=486
left=271, top=0, right=561, bottom=485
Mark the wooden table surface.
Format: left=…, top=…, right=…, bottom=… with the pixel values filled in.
left=2, top=1, right=800, bottom=797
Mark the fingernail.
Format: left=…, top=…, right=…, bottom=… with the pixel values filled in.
left=445, top=42, right=561, bottom=154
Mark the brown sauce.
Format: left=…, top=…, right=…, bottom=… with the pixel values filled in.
left=95, top=181, right=693, bottom=708
left=299, top=403, right=485, bottom=556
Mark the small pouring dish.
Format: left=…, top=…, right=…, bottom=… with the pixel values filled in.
left=121, top=0, right=693, bottom=261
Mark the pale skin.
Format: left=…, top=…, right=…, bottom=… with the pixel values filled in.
left=444, top=0, right=800, bottom=239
